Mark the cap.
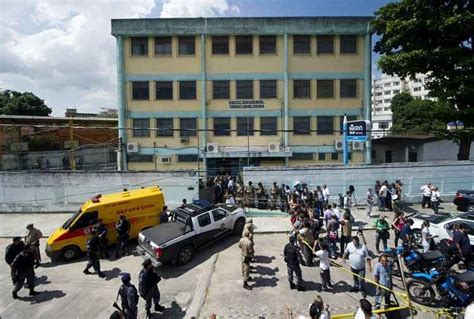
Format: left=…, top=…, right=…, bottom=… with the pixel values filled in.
left=142, top=259, right=152, bottom=267
left=120, top=272, right=131, bottom=283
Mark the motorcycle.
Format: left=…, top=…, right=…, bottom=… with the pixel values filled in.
left=406, top=269, right=474, bottom=307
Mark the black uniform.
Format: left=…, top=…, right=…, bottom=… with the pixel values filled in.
left=5, top=241, right=25, bottom=283
left=93, top=223, right=109, bottom=258
left=84, top=235, right=104, bottom=277
left=139, top=267, right=164, bottom=315
left=11, top=249, right=36, bottom=297
left=119, top=283, right=139, bottom=319
left=283, top=242, right=304, bottom=289
left=116, top=218, right=131, bottom=258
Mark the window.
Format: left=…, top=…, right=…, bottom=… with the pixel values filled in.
left=331, top=153, right=339, bottom=160
left=317, top=116, right=333, bottom=135
left=179, top=81, right=196, bottom=99
left=156, top=118, right=174, bottom=137
left=393, top=90, right=400, bottom=94
left=260, top=117, right=277, bottom=135
left=72, top=211, right=98, bottom=230
left=291, top=153, right=313, bottom=160
left=133, top=119, right=150, bottom=137
left=155, top=37, right=171, bottom=55
left=236, top=80, right=253, bottom=99
left=375, top=92, right=383, bottom=96
left=214, top=118, right=230, bottom=136
left=131, top=37, right=148, bottom=56
left=340, top=79, right=357, bottom=98
left=177, top=155, right=198, bottom=162
left=317, top=80, right=334, bottom=98
left=408, top=152, right=417, bottom=162
left=293, top=117, right=311, bottom=135
left=384, top=99, right=391, bottom=103
left=294, top=80, right=311, bottom=98
left=178, top=36, right=195, bottom=55
left=237, top=117, right=254, bottom=136
left=155, top=81, right=173, bottom=100
left=213, top=81, right=230, bottom=99
left=260, top=80, right=277, bottom=98
left=414, top=87, right=421, bottom=92
left=180, top=118, right=197, bottom=137
left=379, top=121, right=389, bottom=129
left=317, top=35, right=334, bottom=54
left=212, top=209, right=227, bottom=221
left=259, top=36, right=276, bottom=54
left=293, top=35, right=311, bottom=54
left=212, top=36, right=229, bottom=55
left=128, top=154, right=154, bottom=163
left=318, top=153, right=326, bottom=161
left=132, top=82, right=149, bottom=100
left=235, top=36, right=253, bottom=55
left=384, top=83, right=391, bottom=87
left=384, top=91, right=391, bottom=95
left=393, top=82, right=400, bottom=86
left=385, top=150, right=392, bottom=163
left=198, top=213, right=211, bottom=227
left=340, top=35, right=357, bottom=53
left=339, top=116, right=357, bottom=133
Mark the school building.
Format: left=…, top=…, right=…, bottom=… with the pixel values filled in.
left=111, top=17, right=373, bottom=175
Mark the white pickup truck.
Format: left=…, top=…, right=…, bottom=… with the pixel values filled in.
left=138, top=203, right=246, bottom=265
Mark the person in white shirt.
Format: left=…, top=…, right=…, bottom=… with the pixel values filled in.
left=355, top=299, right=373, bottom=319
left=420, top=182, right=432, bottom=209
left=430, top=186, right=441, bottom=214
left=332, top=204, right=341, bottom=220
left=378, top=182, right=388, bottom=211
left=308, top=295, right=330, bottom=319
left=313, top=241, right=332, bottom=291
left=421, top=221, right=437, bottom=252
left=366, top=188, right=375, bottom=217
left=225, top=193, right=236, bottom=205
left=322, top=185, right=330, bottom=206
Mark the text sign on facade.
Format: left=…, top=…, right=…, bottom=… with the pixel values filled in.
left=346, top=120, right=370, bottom=142
left=229, top=100, right=265, bottom=109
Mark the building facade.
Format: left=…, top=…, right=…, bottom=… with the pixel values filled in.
left=111, top=17, right=373, bottom=175
left=371, top=73, right=433, bottom=139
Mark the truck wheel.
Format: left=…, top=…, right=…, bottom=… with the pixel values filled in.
left=177, top=245, right=194, bottom=265
left=233, top=218, right=246, bottom=235
left=61, top=245, right=81, bottom=262
left=466, top=204, right=474, bottom=213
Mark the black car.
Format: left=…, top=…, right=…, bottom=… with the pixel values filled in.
left=454, top=190, right=474, bottom=213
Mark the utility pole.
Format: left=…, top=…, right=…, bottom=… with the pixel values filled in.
left=69, top=117, right=76, bottom=170
left=343, top=115, right=348, bottom=166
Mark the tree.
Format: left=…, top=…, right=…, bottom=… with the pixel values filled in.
left=373, top=0, right=474, bottom=160
left=0, top=90, right=52, bottom=116
left=390, top=92, right=413, bottom=127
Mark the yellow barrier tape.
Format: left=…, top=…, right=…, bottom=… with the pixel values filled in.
left=332, top=305, right=410, bottom=319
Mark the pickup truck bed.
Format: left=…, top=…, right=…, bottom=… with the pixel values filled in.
left=141, top=222, right=185, bottom=245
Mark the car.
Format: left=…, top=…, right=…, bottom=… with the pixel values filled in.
left=453, top=190, right=474, bottom=213
left=137, top=203, right=246, bottom=266
left=410, top=212, right=474, bottom=248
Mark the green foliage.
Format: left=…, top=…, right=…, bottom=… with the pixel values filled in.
left=390, top=92, right=413, bottom=125
left=373, top=0, right=474, bottom=159
left=0, top=90, right=52, bottom=116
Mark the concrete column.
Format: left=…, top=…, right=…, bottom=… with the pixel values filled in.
left=200, top=33, right=207, bottom=177
left=364, top=28, right=372, bottom=164
left=283, top=33, right=289, bottom=167
left=116, top=35, right=127, bottom=170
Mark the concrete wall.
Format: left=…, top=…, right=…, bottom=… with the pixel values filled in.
left=421, top=140, right=474, bottom=161
left=242, top=161, right=474, bottom=203
left=0, top=171, right=198, bottom=213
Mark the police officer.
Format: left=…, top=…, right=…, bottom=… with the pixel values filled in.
left=118, top=273, right=139, bottom=319
left=5, top=237, right=25, bottom=284
left=93, top=219, right=109, bottom=259
left=270, top=182, right=280, bottom=210
left=25, top=223, right=42, bottom=268
left=242, top=219, right=257, bottom=260
left=83, top=230, right=106, bottom=278
left=239, top=230, right=254, bottom=290
left=139, top=259, right=165, bottom=317
left=116, top=215, right=131, bottom=259
left=11, top=244, right=40, bottom=299
left=283, top=235, right=306, bottom=291
left=244, top=181, right=255, bottom=208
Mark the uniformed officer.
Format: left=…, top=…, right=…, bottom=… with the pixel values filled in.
left=93, top=219, right=109, bottom=259
left=83, top=230, right=106, bottom=278
left=5, top=236, right=25, bottom=284
left=25, top=223, right=42, bottom=268
left=11, top=244, right=40, bottom=299
left=116, top=215, right=131, bottom=259
left=270, top=182, right=280, bottom=210
left=118, top=273, right=139, bottom=319
left=283, top=235, right=306, bottom=291
left=239, top=230, right=254, bottom=290
left=244, top=181, right=255, bottom=208
left=242, top=219, right=257, bottom=260
left=139, top=259, right=165, bottom=317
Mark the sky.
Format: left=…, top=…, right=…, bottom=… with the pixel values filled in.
left=0, top=0, right=392, bottom=116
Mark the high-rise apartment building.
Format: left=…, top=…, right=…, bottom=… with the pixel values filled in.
left=111, top=17, right=373, bottom=175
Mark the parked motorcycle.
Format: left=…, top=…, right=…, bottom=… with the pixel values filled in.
left=406, top=269, right=474, bottom=307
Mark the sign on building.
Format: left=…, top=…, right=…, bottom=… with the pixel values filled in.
left=229, top=100, right=265, bottom=109
left=346, top=120, right=370, bottom=142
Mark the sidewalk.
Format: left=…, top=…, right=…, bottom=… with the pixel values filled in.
left=0, top=202, right=459, bottom=237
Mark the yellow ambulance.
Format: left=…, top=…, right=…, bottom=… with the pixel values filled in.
left=45, top=186, right=165, bottom=261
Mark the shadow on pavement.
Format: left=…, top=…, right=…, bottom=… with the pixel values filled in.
left=18, top=290, right=66, bottom=304
left=252, top=265, right=279, bottom=276
left=303, top=280, right=322, bottom=292
left=253, top=255, right=276, bottom=264
left=150, top=301, right=186, bottom=318
left=104, top=267, right=122, bottom=281
left=250, top=276, right=279, bottom=288
left=36, top=275, right=51, bottom=285
left=331, top=280, right=353, bottom=294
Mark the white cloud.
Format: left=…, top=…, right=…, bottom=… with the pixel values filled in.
left=160, top=0, right=240, bottom=17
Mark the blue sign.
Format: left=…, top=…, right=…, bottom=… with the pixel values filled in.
left=346, top=120, right=370, bottom=142
left=346, top=135, right=368, bottom=142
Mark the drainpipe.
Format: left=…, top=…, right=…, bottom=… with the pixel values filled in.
left=283, top=33, right=289, bottom=167
left=116, top=35, right=127, bottom=171
left=200, top=20, right=208, bottom=178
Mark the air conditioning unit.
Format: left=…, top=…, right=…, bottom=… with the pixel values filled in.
left=268, top=143, right=280, bottom=153
left=126, top=142, right=139, bottom=153
left=180, top=137, right=190, bottom=144
left=352, top=141, right=364, bottom=151
left=159, top=156, right=172, bottom=164
left=335, top=140, right=343, bottom=151
left=206, top=143, right=219, bottom=154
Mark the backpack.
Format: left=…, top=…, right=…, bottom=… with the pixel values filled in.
left=119, top=284, right=139, bottom=309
